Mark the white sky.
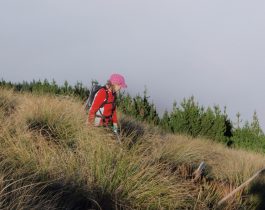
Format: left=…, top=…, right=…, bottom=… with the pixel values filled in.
left=1, top=0, right=265, bottom=129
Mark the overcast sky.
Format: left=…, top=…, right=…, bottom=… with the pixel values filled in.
left=1, top=0, right=265, bottom=129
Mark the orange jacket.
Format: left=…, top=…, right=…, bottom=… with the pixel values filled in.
left=88, top=87, right=117, bottom=126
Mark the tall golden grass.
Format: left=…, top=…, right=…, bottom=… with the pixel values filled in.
left=0, top=87, right=265, bottom=209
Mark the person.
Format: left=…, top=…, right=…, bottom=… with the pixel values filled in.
left=88, top=73, right=127, bottom=133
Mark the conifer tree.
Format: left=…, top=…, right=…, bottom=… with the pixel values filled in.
left=251, top=111, right=263, bottom=136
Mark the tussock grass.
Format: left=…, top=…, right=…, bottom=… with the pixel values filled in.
left=0, top=88, right=17, bottom=122
left=16, top=94, right=86, bottom=148
left=0, top=90, right=196, bottom=209
left=78, top=132, right=197, bottom=209
left=142, top=133, right=265, bottom=209
left=0, top=88, right=265, bottom=209
left=0, top=172, right=59, bottom=210
left=153, top=134, right=265, bottom=181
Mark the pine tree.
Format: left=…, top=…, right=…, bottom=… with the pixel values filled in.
left=251, top=111, right=263, bottom=137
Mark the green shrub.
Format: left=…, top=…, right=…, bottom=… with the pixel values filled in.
left=166, top=96, right=232, bottom=142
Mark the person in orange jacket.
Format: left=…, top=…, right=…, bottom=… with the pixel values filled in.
left=88, top=73, right=127, bottom=133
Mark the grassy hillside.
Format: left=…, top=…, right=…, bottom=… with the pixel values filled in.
left=0, top=88, right=265, bottom=209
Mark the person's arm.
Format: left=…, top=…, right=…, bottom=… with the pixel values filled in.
left=88, top=89, right=106, bottom=124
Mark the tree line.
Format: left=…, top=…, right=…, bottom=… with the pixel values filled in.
left=0, top=79, right=89, bottom=100
left=1, top=78, right=264, bottom=153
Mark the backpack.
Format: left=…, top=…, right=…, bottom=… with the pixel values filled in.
left=84, top=82, right=116, bottom=118
left=84, top=82, right=106, bottom=112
